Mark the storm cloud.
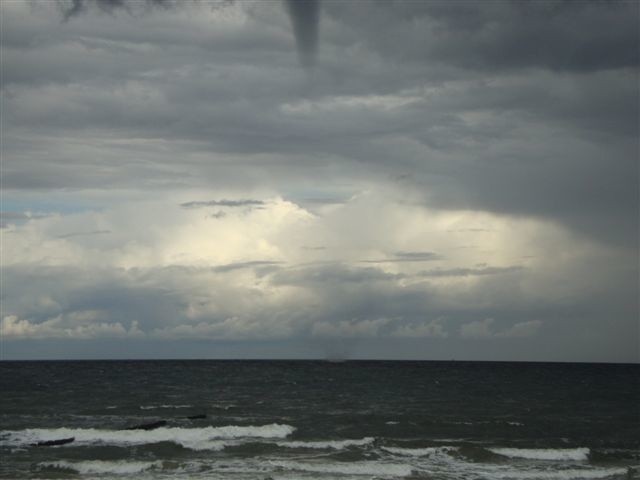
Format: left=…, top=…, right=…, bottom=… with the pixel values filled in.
left=1, top=1, right=637, bottom=361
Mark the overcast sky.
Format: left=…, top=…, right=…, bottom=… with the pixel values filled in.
left=1, top=0, right=638, bottom=362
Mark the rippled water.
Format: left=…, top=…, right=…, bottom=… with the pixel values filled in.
left=1, top=360, right=638, bottom=479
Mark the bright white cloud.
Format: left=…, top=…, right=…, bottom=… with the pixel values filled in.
left=1, top=186, right=627, bottom=350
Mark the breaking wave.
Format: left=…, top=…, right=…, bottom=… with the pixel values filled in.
left=483, top=467, right=628, bottom=479
left=382, top=445, right=458, bottom=457
left=276, top=437, right=375, bottom=449
left=268, top=460, right=413, bottom=476
left=489, top=447, right=590, bottom=461
left=1, top=424, right=295, bottom=451
left=40, top=460, right=162, bottom=475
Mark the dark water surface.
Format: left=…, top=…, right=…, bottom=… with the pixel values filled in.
left=1, top=360, right=638, bottom=479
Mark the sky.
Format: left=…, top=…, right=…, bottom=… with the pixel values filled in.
left=0, top=0, right=638, bottom=362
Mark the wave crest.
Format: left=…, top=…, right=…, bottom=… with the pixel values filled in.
left=382, top=446, right=458, bottom=457
left=269, top=460, right=413, bottom=476
left=276, top=437, right=375, bottom=450
left=40, top=460, right=161, bottom=475
left=2, top=423, right=295, bottom=451
left=488, top=447, right=590, bottom=461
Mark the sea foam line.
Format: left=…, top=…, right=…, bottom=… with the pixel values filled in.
left=484, top=467, right=628, bottom=479
left=40, top=460, right=162, bottom=475
left=276, top=437, right=375, bottom=450
left=2, top=424, right=295, bottom=451
left=268, top=460, right=413, bottom=477
left=381, top=446, right=458, bottom=457
left=488, top=447, right=590, bottom=461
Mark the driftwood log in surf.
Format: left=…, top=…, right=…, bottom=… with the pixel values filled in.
left=32, top=437, right=75, bottom=447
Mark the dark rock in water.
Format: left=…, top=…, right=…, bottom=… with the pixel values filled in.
left=124, top=420, right=167, bottom=431
left=32, top=437, right=75, bottom=447
left=186, top=414, right=206, bottom=420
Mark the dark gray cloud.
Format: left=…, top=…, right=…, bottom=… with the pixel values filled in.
left=271, top=264, right=404, bottom=285
left=324, top=0, right=639, bottom=72
left=180, top=199, right=265, bottom=209
left=58, top=0, right=194, bottom=20
left=394, top=251, right=441, bottom=261
left=59, top=0, right=127, bottom=19
left=212, top=260, right=283, bottom=273
left=362, top=252, right=442, bottom=263
left=0, top=211, right=50, bottom=228
left=0, top=211, right=49, bottom=220
left=57, top=229, right=111, bottom=239
left=417, top=266, right=524, bottom=278
left=57, top=0, right=317, bottom=67
left=0, top=211, right=31, bottom=220
left=1, top=265, right=184, bottom=331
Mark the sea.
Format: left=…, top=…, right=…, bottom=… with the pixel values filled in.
left=0, top=360, right=638, bottom=480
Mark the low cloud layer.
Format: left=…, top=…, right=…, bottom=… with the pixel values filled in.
left=1, top=1, right=637, bottom=361
left=2, top=192, right=637, bottom=361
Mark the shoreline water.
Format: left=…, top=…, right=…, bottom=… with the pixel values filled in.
left=2, top=361, right=638, bottom=479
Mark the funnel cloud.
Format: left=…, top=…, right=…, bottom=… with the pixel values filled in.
left=285, top=0, right=320, bottom=68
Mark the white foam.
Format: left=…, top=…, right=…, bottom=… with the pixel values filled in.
left=2, top=424, right=295, bottom=451
left=40, top=460, right=161, bottom=475
left=485, top=467, right=628, bottom=479
left=396, top=450, right=626, bottom=480
left=382, top=446, right=458, bottom=457
left=276, top=437, right=375, bottom=450
left=489, top=447, right=590, bottom=461
left=269, top=460, right=413, bottom=476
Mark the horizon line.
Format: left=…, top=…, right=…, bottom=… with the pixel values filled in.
left=1, top=358, right=638, bottom=365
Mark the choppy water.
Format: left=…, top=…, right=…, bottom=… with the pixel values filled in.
left=1, top=360, right=638, bottom=479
